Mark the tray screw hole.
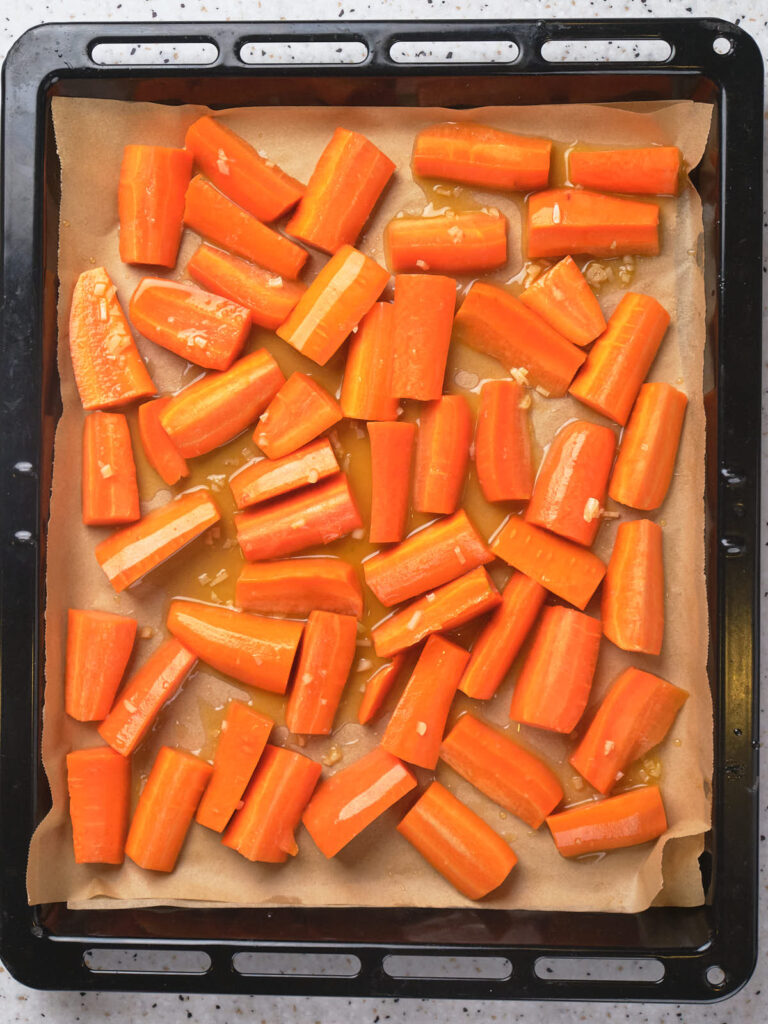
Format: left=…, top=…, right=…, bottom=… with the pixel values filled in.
left=706, top=965, right=726, bottom=988
left=713, top=37, right=733, bottom=56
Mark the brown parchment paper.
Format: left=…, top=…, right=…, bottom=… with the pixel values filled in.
left=28, top=97, right=713, bottom=913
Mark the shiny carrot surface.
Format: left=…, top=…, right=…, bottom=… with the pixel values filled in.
left=520, top=256, right=606, bottom=347
left=82, top=411, right=140, bottom=526
left=527, top=188, right=660, bottom=259
left=235, top=558, right=363, bottom=619
left=254, top=372, right=342, bottom=460
left=546, top=785, right=667, bottom=857
left=230, top=438, right=339, bottom=509
left=65, top=608, right=137, bottom=722
left=569, top=146, right=681, bottom=196
left=137, top=397, right=189, bottom=487
left=340, top=302, right=399, bottom=422
left=357, top=656, right=406, bottom=725
left=601, top=519, right=664, bottom=655
left=386, top=211, right=507, bottom=275
left=285, top=610, right=358, bottom=735
left=67, top=747, right=131, bottom=864
left=368, top=421, right=416, bottom=544
left=413, top=122, right=551, bottom=191
left=392, top=274, right=456, bottom=401
left=412, top=395, right=472, bottom=515
left=474, top=380, right=534, bottom=503
left=118, top=145, right=192, bottom=268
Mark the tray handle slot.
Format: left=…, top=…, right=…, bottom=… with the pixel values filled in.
left=540, top=38, right=672, bottom=63
left=535, top=956, right=665, bottom=983
left=89, top=40, right=219, bottom=66
left=83, top=947, right=211, bottom=974
left=383, top=954, right=512, bottom=981
left=238, top=40, right=368, bottom=65
left=232, top=952, right=361, bottom=977
left=388, top=39, right=518, bottom=65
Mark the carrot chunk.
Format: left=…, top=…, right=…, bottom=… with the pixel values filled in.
left=340, top=302, right=399, bottom=422
left=236, top=558, right=363, bottom=619
left=520, top=256, right=606, bottom=347
left=475, top=380, right=534, bottom=503
left=357, top=655, right=406, bottom=725
left=413, top=122, right=551, bottom=191
left=527, top=188, right=660, bottom=259
left=546, top=785, right=667, bottom=857
left=137, top=397, right=190, bottom=487
left=254, top=372, right=342, bottom=460
left=369, top=421, right=416, bottom=544
left=67, top=748, right=131, bottom=864
left=230, top=439, right=339, bottom=509
left=602, top=519, right=664, bottom=655
left=392, top=274, right=457, bottom=400
left=569, top=146, right=681, bottom=196
left=65, top=608, right=137, bottom=722
left=118, top=145, right=192, bottom=268
left=412, top=395, right=472, bottom=515
left=386, top=211, right=507, bottom=275
left=285, top=611, right=358, bottom=735
left=82, top=411, right=140, bottom=526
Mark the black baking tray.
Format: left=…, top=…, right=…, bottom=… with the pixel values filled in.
left=0, top=18, right=762, bottom=1002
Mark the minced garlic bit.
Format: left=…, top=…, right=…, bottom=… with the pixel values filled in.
left=454, top=545, right=467, bottom=565
left=499, top=811, right=507, bottom=820
left=357, top=658, right=372, bottom=672
left=415, top=721, right=427, bottom=736
left=552, top=202, right=561, bottom=224
left=583, top=497, right=602, bottom=523
left=447, top=225, right=464, bottom=243
left=534, top=385, right=551, bottom=398
left=98, top=462, right=114, bottom=479
left=198, top=572, right=211, bottom=586
left=266, top=275, right=283, bottom=288
left=93, top=281, right=107, bottom=297
left=322, top=743, right=343, bottom=767
left=123, top=699, right=137, bottom=714
left=352, top=528, right=365, bottom=540
left=210, top=568, right=229, bottom=587
left=432, top=184, right=453, bottom=196
left=138, top=626, right=155, bottom=639
left=98, top=298, right=108, bottom=322
left=425, top=592, right=436, bottom=603
left=307, top=469, right=319, bottom=484
left=509, top=366, right=530, bottom=387
left=481, top=205, right=501, bottom=219
left=600, top=508, right=621, bottom=520
left=518, top=392, right=532, bottom=410
left=415, top=259, right=430, bottom=271
left=571, top=775, right=585, bottom=791
left=584, top=261, right=611, bottom=288
left=603, top=739, right=615, bottom=755
left=216, top=148, right=230, bottom=175
left=220, top=719, right=228, bottom=732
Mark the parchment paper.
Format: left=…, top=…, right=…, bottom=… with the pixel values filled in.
left=28, top=97, right=713, bottom=913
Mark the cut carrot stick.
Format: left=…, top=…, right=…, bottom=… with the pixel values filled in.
left=236, top=558, right=363, bottom=619
left=69, top=267, right=156, bottom=411
left=276, top=244, right=389, bottom=366
left=546, top=785, right=667, bottom=857
left=386, top=211, right=507, bottom=275
left=527, top=188, right=660, bottom=259
left=98, top=639, right=197, bottom=756
left=392, top=274, right=457, bottom=400
left=413, top=122, right=551, bottom=191
left=382, top=635, right=470, bottom=769
left=187, top=244, right=307, bottom=331
left=520, top=256, right=606, bottom=347
left=67, top=747, right=131, bottom=864
left=570, top=667, right=688, bottom=795
left=525, top=419, right=616, bottom=547
left=601, top=519, right=664, bottom=655
left=340, top=302, right=399, bottom=421
left=369, top=421, right=416, bottom=544
left=357, top=655, right=406, bottom=725
left=94, top=488, right=220, bottom=592
left=137, top=397, right=189, bottom=487
left=609, top=382, right=688, bottom=509
left=236, top=474, right=362, bottom=561
left=82, top=412, right=140, bottom=526
left=397, top=781, right=517, bottom=900
left=65, top=608, right=137, bottom=722
left=185, top=115, right=305, bottom=222
left=474, top=380, right=534, bottom=503
left=230, top=439, right=339, bottom=509
left=129, top=277, right=251, bottom=371
left=413, top=395, right=472, bottom=514
left=363, top=509, right=493, bottom=607
left=254, top=372, right=342, bottom=460
left=159, top=348, right=285, bottom=458
left=459, top=572, right=547, bottom=700
left=167, top=600, right=303, bottom=694
left=453, top=282, right=586, bottom=397
left=569, top=146, right=681, bottom=196
left=303, top=747, right=417, bottom=858
left=222, top=745, right=322, bottom=862
left=286, top=127, right=395, bottom=254
left=440, top=714, right=563, bottom=828
left=509, top=605, right=602, bottom=734
left=285, top=611, right=358, bottom=735
left=118, top=145, right=192, bottom=268
left=125, top=747, right=213, bottom=872
left=569, top=293, right=671, bottom=426
left=184, top=175, right=307, bottom=280
left=195, top=702, right=273, bottom=832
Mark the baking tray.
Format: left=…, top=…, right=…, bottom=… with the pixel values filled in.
left=0, top=17, right=761, bottom=1002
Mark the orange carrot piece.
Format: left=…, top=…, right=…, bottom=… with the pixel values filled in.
left=125, top=747, right=213, bottom=872
left=67, top=747, right=131, bottom=864
left=94, top=488, right=220, bottom=592
left=440, top=714, right=563, bottom=828
left=520, top=256, right=606, bottom=347
left=69, top=267, right=156, bottom=411
left=386, top=211, right=507, bottom=275
left=98, top=639, right=197, bottom=756
left=285, top=611, right=358, bottom=735
left=185, top=115, right=305, bottom=222
left=546, top=785, right=667, bottom=857
left=527, top=188, right=660, bottom=259
left=160, top=349, right=285, bottom=458
left=187, top=244, right=306, bottom=331
left=453, top=282, right=586, bottom=397
left=609, top=382, right=688, bottom=509
left=137, top=397, right=189, bottom=487
left=129, top=277, right=251, bottom=371
left=392, top=274, right=457, bottom=401
left=475, top=380, right=534, bottom=503
left=254, top=372, right=342, bottom=460
left=364, top=509, right=493, bottom=607
left=569, top=293, right=671, bottom=426
left=340, top=302, right=399, bottom=421
left=413, top=122, right=551, bottom=191
left=602, top=519, right=664, bottom=655
left=357, top=655, right=406, bottom=725
left=65, top=608, right=137, bottom=722
left=413, top=395, right=472, bottom=514
left=509, top=605, right=602, bottom=734
left=382, top=635, right=470, bottom=769
left=195, top=702, right=273, bottom=832
left=570, top=668, right=687, bottom=795
left=82, top=412, right=140, bottom=526
left=236, top=474, right=362, bottom=561
left=397, top=781, right=517, bottom=899
left=236, top=558, right=363, bottom=619
left=303, top=747, right=417, bottom=858
left=183, top=175, right=307, bottom=280
left=276, top=245, right=389, bottom=366
left=459, top=572, right=546, bottom=700
left=286, top=127, right=395, bottom=254
left=230, top=439, right=339, bottom=509
left=569, top=146, right=681, bottom=196
left=222, top=745, right=321, bottom=862
left=167, top=600, right=303, bottom=694
left=118, top=145, right=192, bottom=268
left=369, top=421, right=416, bottom=544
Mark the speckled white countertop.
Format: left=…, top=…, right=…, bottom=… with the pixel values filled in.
left=1, top=0, right=765, bottom=1020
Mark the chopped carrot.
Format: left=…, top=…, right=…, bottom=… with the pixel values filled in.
left=546, top=785, right=667, bottom=857
left=474, top=380, right=534, bottom=503
left=369, top=421, right=416, bottom=544
left=527, top=188, right=660, bottom=259
left=392, top=274, right=456, bottom=400
left=386, top=211, right=507, bottom=274
left=65, top=608, right=137, bottom=722
left=602, top=519, right=664, bottom=655
left=67, top=747, right=131, bottom=864
left=137, top=397, right=189, bottom=487
left=286, top=127, right=395, bottom=254
left=412, top=122, right=551, bottom=191
left=236, top=558, right=363, bottom=619
left=285, top=611, right=358, bottom=735
left=357, top=655, right=406, bottom=725
left=340, top=302, right=399, bottom=421
left=412, top=395, right=472, bottom=515
left=569, top=146, right=681, bottom=196
left=230, top=438, right=339, bottom=509
left=520, top=256, right=606, bottom=347
left=118, top=145, right=192, bottom=268
left=82, top=411, right=140, bottom=526
left=222, top=745, right=322, bottom=862
left=254, top=372, right=342, bottom=460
